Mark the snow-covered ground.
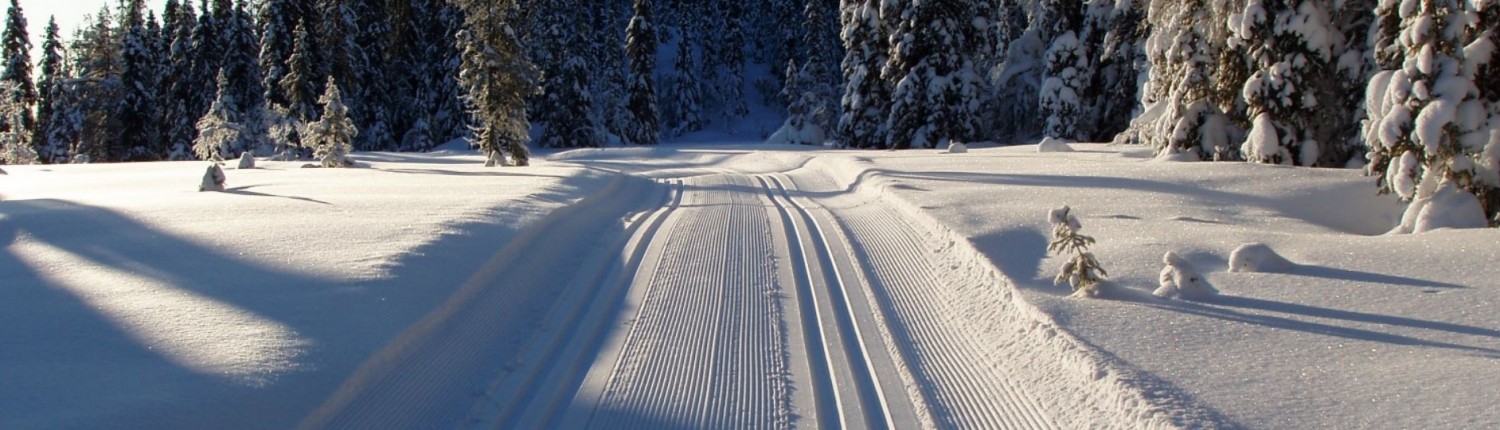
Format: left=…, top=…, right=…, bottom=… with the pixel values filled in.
left=2, top=142, right=1496, bottom=428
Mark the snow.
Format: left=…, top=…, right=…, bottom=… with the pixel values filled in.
left=3, top=142, right=1498, bottom=428
left=1037, top=136, right=1076, bottom=153
left=1228, top=243, right=1295, bottom=273
left=1154, top=251, right=1218, bottom=300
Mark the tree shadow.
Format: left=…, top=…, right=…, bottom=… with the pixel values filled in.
left=225, top=186, right=333, bottom=205
left=1121, top=294, right=1500, bottom=358
left=1287, top=264, right=1467, bottom=290
left=376, top=167, right=572, bottom=178
left=970, top=227, right=1052, bottom=291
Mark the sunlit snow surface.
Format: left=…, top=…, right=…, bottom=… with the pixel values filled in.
left=2, top=142, right=1497, bottom=429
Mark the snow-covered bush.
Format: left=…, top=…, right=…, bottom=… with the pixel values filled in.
left=1048, top=206, right=1109, bottom=297
left=1155, top=251, right=1217, bottom=300
left=0, top=84, right=36, bottom=165
left=237, top=151, right=256, bottom=169
left=1037, top=137, right=1075, bottom=153
left=303, top=78, right=358, bottom=168
left=947, top=141, right=968, bottom=153
left=1228, top=243, right=1294, bottom=273
left=199, top=163, right=226, bottom=192
left=1394, top=181, right=1490, bottom=233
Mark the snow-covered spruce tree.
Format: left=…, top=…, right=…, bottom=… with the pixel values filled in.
left=74, top=6, right=126, bottom=162
left=883, top=0, right=974, bottom=150
left=305, top=78, right=358, bottom=168
left=1152, top=5, right=1232, bottom=161
left=31, top=17, right=62, bottom=163
left=1230, top=0, right=1343, bottom=166
left=992, top=0, right=1054, bottom=142
left=257, top=0, right=295, bottom=111
left=799, top=0, right=842, bottom=139
left=274, top=19, right=319, bottom=159
left=624, top=0, right=660, bottom=146
left=1048, top=206, right=1109, bottom=298
left=1366, top=0, right=1495, bottom=228
left=0, top=0, right=33, bottom=140
left=1040, top=29, right=1088, bottom=141
left=120, top=0, right=164, bottom=161
left=774, top=60, right=825, bottom=145
left=837, top=0, right=892, bottom=149
left=0, top=82, right=35, bottom=165
left=537, top=24, right=600, bottom=148
left=454, top=0, right=538, bottom=167
left=1468, top=0, right=1500, bottom=221
left=1094, top=0, right=1146, bottom=141
left=666, top=41, right=705, bottom=137
left=194, top=71, right=241, bottom=163
left=718, top=0, right=750, bottom=125
left=222, top=0, right=267, bottom=157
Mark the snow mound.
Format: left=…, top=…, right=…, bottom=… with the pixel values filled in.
left=1228, top=243, right=1295, bottom=273
left=1394, top=182, right=1489, bottom=234
left=237, top=152, right=256, bottom=169
left=199, top=164, right=226, bottom=192
left=1037, top=137, right=1076, bottom=153
left=1154, top=251, right=1217, bottom=300
left=765, top=121, right=826, bottom=146
left=947, top=141, right=969, bottom=153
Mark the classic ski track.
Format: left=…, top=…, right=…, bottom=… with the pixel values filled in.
left=463, top=178, right=685, bottom=429
left=760, top=173, right=920, bottom=429
left=785, top=167, right=1063, bottom=430
left=572, top=173, right=792, bottom=429
left=299, top=174, right=662, bottom=430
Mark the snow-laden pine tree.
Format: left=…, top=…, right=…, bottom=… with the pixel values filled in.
left=1095, top=0, right=1146, bottom=142
left=992, top=0, right=1054, bottom=142
left=1469, top=1, right=1500, bottom=220
left=120, top=0, right=163, bottom=160
left=717, top=0, right=750, bottom=125
left=0, top=0, right=33, bottom=141
left=665, top=41, right=705, bottom=137
left=624, top=0, right=661, bottom=145
left=305, top=78, right=357, bottom=168
left=883, top=0, right=976, bottom=149
left=537, top=23, right=600, bottom=148
left=0, top=82, right=35, bottom=165
left=837, top=0, right=892, bottom=149
left=194, top=71, right=241, bottom=163
left=799, top=0, right=842, bottom=137
left=73, top=6, right=125, bottom=162
left=1155, top=4, right=1233, bottom=160
left=1040, top=27, right=1088, bottom=140
left=274, top=18, right=318, bottom=159
left=454, top=0, right=538, bottom=166
left=258, top=0, right=296, bottom=110
left=1230, top=0, right=1342, bottom=166
left=31, top=17, right=62, bottom=163
left=221, top=0, right=267, bottom=157
left=1365, top=0, right=1496, bottom=226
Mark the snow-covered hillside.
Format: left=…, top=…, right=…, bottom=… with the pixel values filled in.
left=3, top=144, right=1495, bottom=428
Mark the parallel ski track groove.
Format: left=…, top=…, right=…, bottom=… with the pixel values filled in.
left=794, top=169, right=1061, bottom=430
left=592, top=174, right=789, bottom=429
left=764, top=173, right=898, bottom=429
left=757, top=175, right=843, bottom=429
left=472, top=178, right=685, bottom=429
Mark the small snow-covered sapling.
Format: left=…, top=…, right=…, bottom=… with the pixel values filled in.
left=199, top=163, right=226, bottom=192
left=1155, top=251, right=1218, bottom=300
left=1048, top=206, right=1109, bottom=297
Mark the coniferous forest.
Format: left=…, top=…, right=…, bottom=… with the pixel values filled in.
left=0, top=0, right=1497, bottom=222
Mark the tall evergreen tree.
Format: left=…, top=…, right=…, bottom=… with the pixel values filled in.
left=1231, top=0, right=1341, bottom=166
left=74, top=5, right=125, bottom=162
left=718, top=0, right=749, bottom=124
left=883, top=0, right=974, bottom=149
left=119, top=0, right=164, bottom=160
left=837, top=0, right=892, bottom=149
left=1095, top=0, right=1145, bottom=142
left=32, top=17, right=63, bottom=162
left=306, top=77, right=357, bottom=167
left=537, top=24, right=600, bottom=148
left=194, top=70, right=240, bottom=162
left=454, top=0, right=538, bottom=166
left=0, top=0, right=33, bottom=138
left=258, top=0, right=297, bottom=110
left=624, top=0, right=660, bottom=145
left=665, top=40, right=705, bottom=137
